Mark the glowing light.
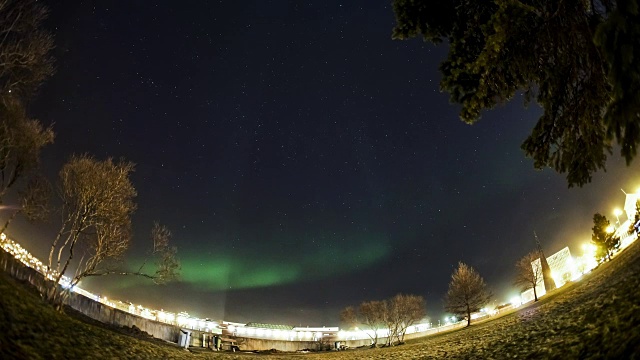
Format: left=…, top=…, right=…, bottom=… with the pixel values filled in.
left=510, top=296, right=522, bottom=307
left=606, top=225, right=615, bottom=233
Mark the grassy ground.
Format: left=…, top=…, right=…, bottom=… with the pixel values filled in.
left=0, top=271, right=240, bottom=360
left=2, top=240, right=640, bottom=359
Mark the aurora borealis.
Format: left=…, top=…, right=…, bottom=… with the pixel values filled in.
left=8, top=0, right=639, bottom=325
left=178, top=234, right=391, bottom=290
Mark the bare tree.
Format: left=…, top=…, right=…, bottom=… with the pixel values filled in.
left=141, top=222, right=180, bottom=285
left=45, top=156, right=180, bottom=308
left=514, top=252, right=543, bottom=302
left=0, top=97, right=54, bottom=202
left=342, top=294, right=425, bottom=347
left=445, top=262, right=491, bottom=327
left=340, top=301, right=386, bottom=347
left=0, top=0, right=55, bottom=99
left=381, top=294, right=425, bottom=346
left=391, top=294, right=425, bottom=344
left=0, top=173, right=51, bottom=233
left=381, top=299, right=397, bottom=346
left=0, top=0, right=55, bottom=231
left=72, top=222, right=179, bottom=286
left=340, top=306, right=357, bottom=327
left=46, top=155, right=136, bottom=307
left=359, top=300, right=386, bottom=347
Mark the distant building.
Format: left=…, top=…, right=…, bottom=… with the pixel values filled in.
left=623, top=193, right=639, bottom=221
left=521, top=247, right=575, bottom=303
left=618, top=193, right=639, bottom=249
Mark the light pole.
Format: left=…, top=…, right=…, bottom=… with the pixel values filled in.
left=614, top=208, right=622, bottom=225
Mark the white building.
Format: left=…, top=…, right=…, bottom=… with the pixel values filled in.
left=521, top=247, right=575, bottom=303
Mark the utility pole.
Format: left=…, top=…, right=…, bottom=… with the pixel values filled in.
left=535, top=231, right=556, bottom=292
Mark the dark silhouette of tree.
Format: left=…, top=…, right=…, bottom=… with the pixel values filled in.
left=391, top=0, right=640, bottom=187
left=0, top=174, right=51, bottom=234
left=0, top=0, right=55, bottom=99
left=445, top=262, right=491, bottom=326
left=592, top=213, right=620, bottom=262
left=141, top=222, right=180, bottom=285
left=514, top=252, right=543, bottom=302
left=0, top=99, right=53, bottom=202
left=0, top=0, right=55, bottom=231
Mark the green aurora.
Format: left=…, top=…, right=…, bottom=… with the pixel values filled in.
left=124, top=233, right=391, bottom=291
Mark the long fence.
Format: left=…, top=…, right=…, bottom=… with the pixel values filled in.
left=0, top=232, right=475, bottom=351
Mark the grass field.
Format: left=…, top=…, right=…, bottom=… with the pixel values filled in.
left=2, top=240, right=640, bottom=359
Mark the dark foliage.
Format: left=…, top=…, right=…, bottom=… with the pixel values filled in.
left=392, top=0, right=640, bottom=187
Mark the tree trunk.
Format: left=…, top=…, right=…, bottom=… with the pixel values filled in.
left=534, top=286, right=538, bottom=301
left=0, top=209, right=18, bottom=234
left=466, top=305, right=471, bottom=327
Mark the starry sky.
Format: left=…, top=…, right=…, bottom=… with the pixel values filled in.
left=10, top=1, right=639, bottom=326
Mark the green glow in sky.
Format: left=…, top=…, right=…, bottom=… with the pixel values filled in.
left=149, top=233, right=391, bottom=291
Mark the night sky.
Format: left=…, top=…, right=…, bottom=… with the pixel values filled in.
left=9, top=1, right=638, bottom=326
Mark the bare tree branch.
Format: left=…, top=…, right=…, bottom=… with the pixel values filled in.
left=514, top=252, right=543, bottom=301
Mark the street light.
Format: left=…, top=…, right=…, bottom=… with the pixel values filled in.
left=614, top=208, right=622, bottom=225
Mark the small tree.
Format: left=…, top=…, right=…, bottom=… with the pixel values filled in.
left=360, top=300, right=386, bottom=347
left=444, top=262, right=491, bottom=327
left=140, top=222, right=180, bottom=285
left=340, top=300, right=386, bottom=347
left=381, top=299, right=396, bottom=346
left=592, top=213, right=620, bottom=262
left=342, top=294, right=426, bottom=347
left=339, top=305, right=357, bottom=327
left=514, top=252, right=543, bottom=302
left=389, top=294, right=425, bottom=344
left=45, top=155, right=180, bottom=309
left=380, top=294, right=426, bottom=346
